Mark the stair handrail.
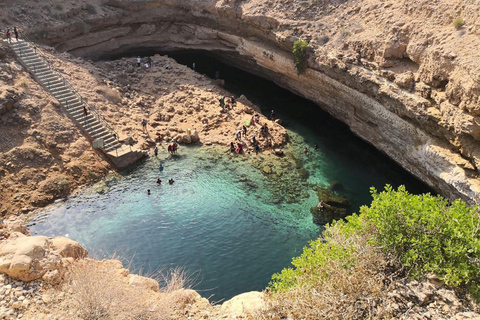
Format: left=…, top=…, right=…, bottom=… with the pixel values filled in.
left=17, top=31, right=119, bottom=145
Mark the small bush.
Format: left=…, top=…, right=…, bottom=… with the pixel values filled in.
left=54, top=3, right=63, bottom=10
left=292, top=39, right=309, bottom=75
left=453, top=18, right=465, bottom=29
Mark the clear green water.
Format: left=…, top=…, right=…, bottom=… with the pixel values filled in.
left=29, top=52, right=433, bottom=302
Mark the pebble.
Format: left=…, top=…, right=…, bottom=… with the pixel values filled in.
left=0, top=274, right=43, bottom=319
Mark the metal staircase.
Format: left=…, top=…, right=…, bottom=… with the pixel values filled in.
left=9, top=38, right=121, bottom=153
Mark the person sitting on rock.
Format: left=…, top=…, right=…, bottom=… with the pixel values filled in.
left=236, top=143, right=244, bottom=154
left=317, top=200, right=325, bottom=211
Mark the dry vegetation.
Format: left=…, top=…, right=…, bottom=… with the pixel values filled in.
left=26, top=259, right=203, bottom=320
left=251, top=224, right=394, bottom=320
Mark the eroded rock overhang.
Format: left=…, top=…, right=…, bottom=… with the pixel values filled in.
left=30, top=0, right=480, bottom=203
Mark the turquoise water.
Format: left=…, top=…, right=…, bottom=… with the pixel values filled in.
left=29, top=53, right=433, bottom=301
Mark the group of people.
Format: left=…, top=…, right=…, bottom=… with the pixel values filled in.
left=5, top=27, right=19, bottom=43
left=219, top=96, right=236, bottom=109
left=136, top=56, right=153, bottom=69
left=147, top=177, right=175, bottom=194
left=230, top=110, right=277, bottom=155
left=167, top=142, right=178, bottom=154
left=155, top=178, right=175, bottom=185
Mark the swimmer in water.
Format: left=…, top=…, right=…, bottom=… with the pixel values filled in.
left=168, top=178, right=175, bottom=185
left=147, top=189, right=151, bottom=195
left=156, top=178, right=162, bottom=185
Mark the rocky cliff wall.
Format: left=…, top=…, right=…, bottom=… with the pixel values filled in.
left=18, top=0, right=480, bottom=203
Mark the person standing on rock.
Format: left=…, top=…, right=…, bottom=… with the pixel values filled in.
left=192, top=62, right=196, bottom=71
left=13, top=27, right=18, bottom=41
left=5, top=29, right=11, bottom=43
left=141, top=119, right=147, bottom=132
left=270, top=109, right=276, bottom=120
left=236, top=129, right=242, bottom=141
left=83, top=106, right=88, bottom=117
left=147, top=57, right=152, bottom=68
left=242, top=125, right=247, bottom=137
left=136, top=56, right=141, bottom=67
left=154, top=146, right=158, bottom=157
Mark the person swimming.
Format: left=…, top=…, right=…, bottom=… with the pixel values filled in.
left=159, top=164, right=164, bottom=172
left=147, top=189, right=151, bottom=195
left=168, top=178, right=175, bottom=185
left=156, top=178, right=162, bottom=185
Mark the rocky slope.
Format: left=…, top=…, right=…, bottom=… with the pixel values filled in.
left=0, top=37, right=286, bottom=217
left=3, top=0, right=479, bottom=203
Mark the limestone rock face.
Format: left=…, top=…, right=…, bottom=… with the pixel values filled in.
left=9, top=0, right=480, bottom=204
left=50, top=237, right=88, bottom=259
left=0, top=236, right=59, bottom=282
left=128, top=274, right=159, bottom=292
left=0, top=235, right=87, bottom=282
left=220, top=291, right=267, bottom=317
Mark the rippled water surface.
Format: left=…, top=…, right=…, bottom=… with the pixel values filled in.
left=29, top=53, right=433, bottom=301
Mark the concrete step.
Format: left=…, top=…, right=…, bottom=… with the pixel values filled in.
left=64, top=101, right=82, bottom=110
left=36, top=72, right=56, bottom=80
left=26, top=62, right=48, bottom=70
left=23, top=56, right=42, bottom=63
left=17, top=51, right=38, bottom=61
left=52, top=88, right=71, bottom=97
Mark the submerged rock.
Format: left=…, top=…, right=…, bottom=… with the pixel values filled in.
left=317, top=187, right=351, bottom=209
left=311, top=187, right=352, bottom=225
left=311, top=205, right=348, bottom=225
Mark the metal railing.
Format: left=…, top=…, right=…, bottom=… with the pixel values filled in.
left=13, top=31, right=120, bottom=148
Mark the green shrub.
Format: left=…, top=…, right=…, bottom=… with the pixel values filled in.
left=54, top=3, right=63, bottom=10
left=362, top=185, right=480, bottom=289
left=453, top=18, right=465, bottom=29
left=292, top=39, right=309, bottom=75
left=270, top=185, right=480, bottom=299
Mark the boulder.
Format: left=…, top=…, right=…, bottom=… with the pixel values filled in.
left=182, top=134, right=192, bottom=144
left=128, top=274, right=159, bottom=292
left=236, top=95, right=261, bottom=113
left=0, top=235, right=87, bottom=282
left=311, top=187, right=352, bottom=225
left=50, top=237, right=88, bottom=259
left=0, top=236, right=60, bottom=282
left=190, top=129, right=199, bottom=142
left=274, top=149, right=284, bottom=156
left=394, top=71, right=415, bottom=90
left=221, top=291, right=267, bottom=317
left=317, top=187, right=351, bottom=209
left=262, top=166, right=272, bottom=174
left=275, top=118, right=283, bottom=125
left=310, top=205, right=348, bottom=225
